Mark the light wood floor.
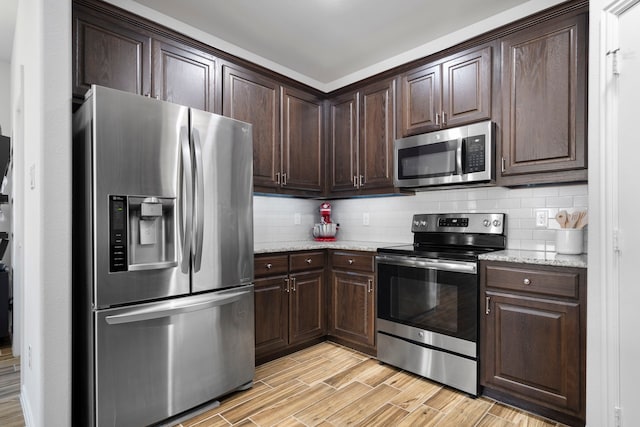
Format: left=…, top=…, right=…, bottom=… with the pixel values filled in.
left=175, top=341, right=569, bottom=427
left=0, top=342, right=24, bottom=427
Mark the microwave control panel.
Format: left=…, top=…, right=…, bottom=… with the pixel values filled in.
left=109, top=195, right=128, bottom=272
left=462, top=135, right=486, bottom=173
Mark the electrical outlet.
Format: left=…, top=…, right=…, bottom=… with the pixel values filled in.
left=535, top=210, right=548, bottom=228
left=294, top=213, right=301, bottom=225
left=363, top=212, right=370, bottom=226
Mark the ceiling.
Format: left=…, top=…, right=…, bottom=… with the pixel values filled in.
left=131, top=0, right=534, bottom=88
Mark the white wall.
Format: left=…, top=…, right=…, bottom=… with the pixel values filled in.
left=11, top=0, right=71, bottom=425
left=255, top=185, right=589, bottom=252
left=0, top=60, right=10, bottom=135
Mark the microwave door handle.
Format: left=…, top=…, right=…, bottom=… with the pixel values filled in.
left=192, top=128, right=205, bottom=273
left=179, top=126, right=193, bottom=274
left=456, top=139, right=464, bottom=175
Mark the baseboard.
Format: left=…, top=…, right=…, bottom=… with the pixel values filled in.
left=20, top=384, right=33, bottom=427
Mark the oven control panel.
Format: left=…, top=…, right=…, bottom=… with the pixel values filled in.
left=412, top=213, right=505, bottom=234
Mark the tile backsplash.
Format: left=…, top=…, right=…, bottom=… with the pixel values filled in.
left=253, top=184, right=588, bottom=253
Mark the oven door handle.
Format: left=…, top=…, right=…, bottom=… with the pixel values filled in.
left=376, top=255, right=477, bottom=274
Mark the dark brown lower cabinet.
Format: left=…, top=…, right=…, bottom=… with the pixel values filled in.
left=480, top=261, right=586, bottom=427
left=254, top=252, right=325, bottom=364
left=328, top=251, right=376, bottom=355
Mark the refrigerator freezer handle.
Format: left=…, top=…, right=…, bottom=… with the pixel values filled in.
left=180, top=126, right=193, bottom=274
left=105, top=287, right=251, bottom=325
left=192, top=129, right=205, bottom=273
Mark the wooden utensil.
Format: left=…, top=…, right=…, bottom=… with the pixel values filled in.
left=567, top=211, right=581, bottom=228
left=577, top=211, right=588, bottom=229
left=555, top=210, right=568, bottom=228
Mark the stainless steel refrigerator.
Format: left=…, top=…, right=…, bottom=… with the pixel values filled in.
left=72, top=85, right=255, bottom=427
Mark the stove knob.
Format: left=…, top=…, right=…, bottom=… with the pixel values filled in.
left=483, top=219, right=491, bottom=227
left=413, top=220, right=420, bottom=227
left=493, top=219, right=502, bottom=227
left=420, top=220, right=427, bottom=227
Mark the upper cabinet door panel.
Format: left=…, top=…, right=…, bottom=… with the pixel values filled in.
left=152, top=40, right=216, bottom=112
left=329, top=92, right=358, bottom=193
left=500, top=13, right=587, bottom=179
left=442, top=46, right=492, bottom=128
left=360, top=80, right=395, bottom=190
left=282, top=87, right=323, bottom=192
left=400, top=63, right=441, bottom=136
left=222, top=65, right=281, bottom=190
left=73, top=5, right=151, bottom=99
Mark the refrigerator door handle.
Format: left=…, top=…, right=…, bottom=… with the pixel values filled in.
left=105, top=287, right=251, bottom=325
left=192, top=128, right=205, bottom=272
left=180, top=126, right=193, bottom=274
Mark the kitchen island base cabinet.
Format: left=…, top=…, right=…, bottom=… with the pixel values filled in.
left=254, top=252, right=326, bottom=365
left=480, top=261, right=586, bottom=427
left=328, top=251, right=376, bottom=355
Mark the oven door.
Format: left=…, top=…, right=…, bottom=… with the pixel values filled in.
left=375, top=254, right=478, bottom=356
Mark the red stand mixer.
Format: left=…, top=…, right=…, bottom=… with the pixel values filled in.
left=313, top=202, right=338, bottom=241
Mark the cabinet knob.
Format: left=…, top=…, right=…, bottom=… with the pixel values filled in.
left=306, top=258, right=312, bottom=264
left=266, top=263, right=272, bottom=270
left=348, top=259, right=354, bottom=265
left=523, top=278, right=531, bottom=285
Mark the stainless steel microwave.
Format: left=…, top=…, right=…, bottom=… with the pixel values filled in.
left=394, top=120, right=494, bottom=189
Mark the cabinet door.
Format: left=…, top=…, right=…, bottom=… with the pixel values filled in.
left=482, top=292, right=582, bottom=417
left=254, top=275, right=289, bottom=359
left=359, top=79, right=395, bottom=191
left=282, top=87, right=323, bottom=193
left=152, top=39, right=216, bottom=112
left=441, top=46, right=492, bottom=128
left=499, top=13, right=587, bottom=184
left=399, top=63, right=441, bottom=136
left=73, top=4, right=151, bottom=100
left=223, top=65, right=281, bottom=191
left=329, top=92, right=359, bottom=193
left=330, top=270, right=375, bottom=348
left=289, top=270, right=325, bottom=345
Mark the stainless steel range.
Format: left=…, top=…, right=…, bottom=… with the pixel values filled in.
left=376, top=213, right=506, bottom=396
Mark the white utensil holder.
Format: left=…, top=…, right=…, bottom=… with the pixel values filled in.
left=556, top=229, right=583, bottom=254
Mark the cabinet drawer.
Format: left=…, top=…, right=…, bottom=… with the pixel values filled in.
left=485, top=264, right=580, bottom=299
left=331, top=251, right=374, bottom=273
left=290, top=251, right=325, bottom=272
left=254, top=254, right=289, bottom=277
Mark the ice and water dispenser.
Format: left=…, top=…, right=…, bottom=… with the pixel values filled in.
left=109, top=195, right=177, bottom=272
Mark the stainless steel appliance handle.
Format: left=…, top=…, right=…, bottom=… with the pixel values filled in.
left=105, top=288, right=251, bottom=325
left=375, top=254, right=477, bottom=274
left=456, top=139, right=463, bottom=175
left=192, top=128, right=205, bottom=272
left=179, top=126, right=193, bottom=274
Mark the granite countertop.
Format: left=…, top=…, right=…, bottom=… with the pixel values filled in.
left=254, top=240, right=409, bottom=254
left=479, top=249, right=587, bottom=269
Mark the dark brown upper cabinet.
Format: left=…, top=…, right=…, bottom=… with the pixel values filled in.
left=73, top=3, right=152, bottom=100
left=399, top=45, right=492, bottom=137
left=498, top=11, right=588, bottom=186
left=223, top=65, right=323, bottom=195
left=281, top=87, right=324, bottom=193
left=329, top=79, right=396, bottom=196
left=222, top=65, right=281, bottom=192
left=152, top=39, right=217, bottom=113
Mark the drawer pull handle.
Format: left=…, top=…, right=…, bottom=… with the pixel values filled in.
left=306, top=258, right=312, bottom=264
left=348, top=259, right=354, bottom=265
left=523, top=278, right=531, bottom=285
left=266, top=263, right=273, bottom=270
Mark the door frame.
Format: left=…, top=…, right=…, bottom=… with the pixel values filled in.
left=590, top=1, right=640, bottom=426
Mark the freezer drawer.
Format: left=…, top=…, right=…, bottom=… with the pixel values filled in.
left=94, top=285, right=254, bottom=427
